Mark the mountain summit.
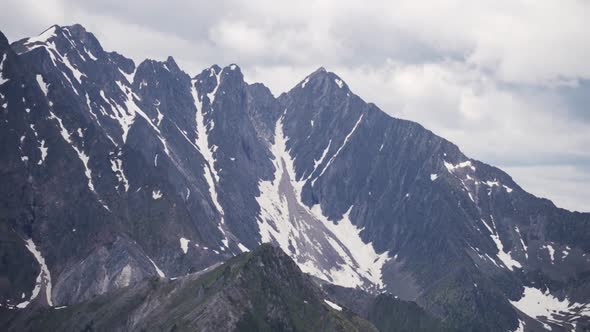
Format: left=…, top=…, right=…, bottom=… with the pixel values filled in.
left=1, top=24, right=589, bottom=331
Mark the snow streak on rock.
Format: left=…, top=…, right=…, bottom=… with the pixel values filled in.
left=256, top=115, right=389, bottom=290
left=191, top=81, right=229, bottom=249
left=146, top=255, right=166, bottom=278
left=36, top=74, right=48, bottom=96
left=481, top=215, right=521, bottom=271
left=324, top=299, right=342, bottom=311
left=110, top=151, right=129, bottom=192
left=312, top=113, right=364, bottom=186
left=48, top=111, right=109, bottom=212
left=0, top=53, right=8, bottom=86
left=18, top=238, right=53, bottom=308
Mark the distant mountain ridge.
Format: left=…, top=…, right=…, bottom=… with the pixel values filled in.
left=1, top=24, right=590, bottom=331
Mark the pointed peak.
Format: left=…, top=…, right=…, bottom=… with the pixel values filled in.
left=221, top=63, right=244, bottom=81
left=12, top=23, right=107, bottom=59
left=23, top=25, right=61, bottom=45
left=296, top=66, right=349, bottom=92
left=110, top=51, right=135, bottom=74
left=226, top=63, right=240, bottom=72
left=311, top=66, right=327, bottom=75
left=165, top=56, right=180, bottom=71
left=208, top=64, right=222, bottom=75
left=194, top=63, right=246, bottom=83
left=62, top=24, right=88, bottom=36
left=136, top=57, right=182, bottom=75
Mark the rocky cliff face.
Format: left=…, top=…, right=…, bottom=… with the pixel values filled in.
left=0, top=244, right=377, bottom=331
left=1, top=24, right=590, bottom=331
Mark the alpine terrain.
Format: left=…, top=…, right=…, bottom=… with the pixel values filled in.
left=1, top=24, right=589, bottom=331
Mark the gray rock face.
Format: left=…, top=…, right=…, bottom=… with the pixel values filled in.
left=1, top=24, right=590, bottom=331
left=0, top=245, right=377, bottom=332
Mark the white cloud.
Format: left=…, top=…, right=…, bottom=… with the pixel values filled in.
left=209, top=20, right=269, bottom=57
left=504, top=165, right=590, bottom=212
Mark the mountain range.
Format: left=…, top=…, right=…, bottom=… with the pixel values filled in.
left=1, top=24, right=589, bottom=331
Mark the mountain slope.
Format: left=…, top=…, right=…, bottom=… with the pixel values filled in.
left=1, top=24, right=590, bottom=331
left=0, top=244, right=376, bottom=332
left=323, top=284, right=453, bottom=331
left=272, top=68, right=590, bottom=331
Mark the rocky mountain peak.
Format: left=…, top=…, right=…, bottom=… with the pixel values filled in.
left=12, top=24, right=102, bottom=57
left=192, top=63, right=247, bottom=104
left=164, top=56, right=180, bottom=72
left=295, top=66, right=349, bottom=93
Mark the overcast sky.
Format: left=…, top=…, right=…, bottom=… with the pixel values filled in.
left=2, top=0, right=589, bottom=211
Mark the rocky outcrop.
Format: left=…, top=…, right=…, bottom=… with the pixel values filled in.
left=0, top=244, right=377, bottom=332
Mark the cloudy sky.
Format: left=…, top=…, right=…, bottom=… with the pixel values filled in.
left=2, top=0, right=589, bottom=211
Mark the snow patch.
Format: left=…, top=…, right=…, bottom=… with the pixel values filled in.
left=324, top=299, right=342, bottom=311
left=482, top=216, right=521, bottom=270
left=485, top=180, right=500, bottom=187
left=562, top=248, right=570, bottom=260
left=62, top=54, right=84, bottom=84
left=430, top=174, right=439, bottom=181
left=207, top=67, right=222, bottom=106
left=444, top=160, right=476, bottom=172
left=513, top=320, right=525, bottom=332
left=22, top=238, right=53, bottom=307
left=36, top=75, right=48, bottom=96
left=118, top=67, right=135, bottom=84
left=256, top=115, right=389, bottom=290
left=179, top=238, right=190, bottom=254
left=152, top=190, right=162, bottom=200
left=146, top=255, right=166, bottom=278
left=24, top=26, right=57, bottom=46
left=301, top=77, right=310, bottom=88
left=237, top=243, right=249, bottom=252
left=110, top=153, right=129, bottom=192
left=0, top=53, right=7, bottom=85
left=490, top=231, right=521, bottom=271
left=511, top=287, right=590, bottom=326
left=334, top=78, right=344, bottom=88
left=0, top=53, right=6, bottom=81
left=515, top=226, right=528, bottom=259
left=544, top=244, right=556, bottom=263
left=312, top=205, right=390, bottom=288
left=84, top=47, right=98, bottom=61
left=38, top=140, right=48, bottom=164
